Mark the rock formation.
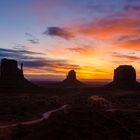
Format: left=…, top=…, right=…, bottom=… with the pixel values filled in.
left=107, top=65, right=140, bottom=89
left=0, top=59, right=24, bottom=81
left=62, top=70, right=84, bottom=87
left=0, top=58, right=36, bottom=90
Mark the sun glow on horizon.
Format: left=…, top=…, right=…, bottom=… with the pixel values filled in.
left=0, top=0, right=140, bottom=80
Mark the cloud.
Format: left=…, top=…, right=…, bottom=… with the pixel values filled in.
left=27, top=39, right=39, bottom=44
left=19, top=58, right=82, bottom=76
left=25, top=33, right=33, bottom=37
left=0, top=47, right=81, bottom=75
left=109, top=52, right=140, bottom=64
left=112, top=52, right=140, bottom=61
left=67, top=46, right=94, bottom=56
left=70, top=1, right=140, bottom=40
left=23, top=59, right=80, bottom=69
left=118, top=39, right=140, bottom=50
left=115, top=35, right=140, bottom=50
left=0, top=48, right=44, bottom=60
left=76, top=17, right=140, bottom=39
left=0, top=48, right=43, bottom=55
left=25, top=33, right=40, bottom=44
left=43, top=27, right=74, bottom=40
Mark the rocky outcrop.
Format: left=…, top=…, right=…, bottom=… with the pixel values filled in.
left=62, top=70, right=84, bottom=87
left=113, top=65, right=136, bottom=84
left=0, top=58, right=36, bottom=90
left=0, top=59, right=24, bottom=82
left=107, top=65, right=140, bottom=89
left=66, top=70, right=76, bottom=81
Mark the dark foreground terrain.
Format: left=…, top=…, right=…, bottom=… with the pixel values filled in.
left=0, top=86, right=139, bottom=140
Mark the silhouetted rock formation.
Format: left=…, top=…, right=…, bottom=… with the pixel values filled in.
left=0, top=59, right=24, bottom=82
left=106, top=65, right=140, bottom=89
left=114, top=65, right=136, bottom=83
left=0, top=58, right=36, bottom=90
left=62, top=70, right=84, bottom=87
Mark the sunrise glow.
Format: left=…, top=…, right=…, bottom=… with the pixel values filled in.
left=0, top=0, right=140, bottom=80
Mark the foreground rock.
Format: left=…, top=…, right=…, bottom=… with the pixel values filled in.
left=106, top=65, right=140, bottom=89
left=0, top=58, right=37, bottom=91
left=62, top=70, right=84, bottom=87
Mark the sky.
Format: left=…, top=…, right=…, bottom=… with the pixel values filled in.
left=0, top=0, right=140, bottom=81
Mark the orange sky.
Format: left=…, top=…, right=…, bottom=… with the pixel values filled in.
left=1, top=0, right=140, bottom=80
left=23, top=15, right=140, bottom=80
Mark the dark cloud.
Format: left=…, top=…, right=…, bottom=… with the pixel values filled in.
left=0, top=48, right=44, bottom=60
left=43, top=27, right=74, bottom=40
left=0, top=48, right=43, bottom=55
left=22, top=60, right=49, bottom=68
left=25, top=33, right=40, bottom=44
left=23, top=59, right=67, bottom=68
left=0, top=48, right=80, bottom=73
left=112, top=52, right=140, bottom=61
left=42, top=62, right=81, bottom=74
left=25, top=33, right=33, bottom=37
left=14, top=58, right=81, bottom=74
left=27, top=39, right=39, bottom=44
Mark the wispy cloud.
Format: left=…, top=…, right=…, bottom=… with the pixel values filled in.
left=0, top=48, right=44, bottom=60
left=0, top=48, right=81, bottom=75
left=67, top=46, right=94, bottom=56
left=25, top=33, right=40, bottom=44
left=75, top=17, right=140, bottom=40
left=27, top=39, right=39, bottom=44
left=0, top=48, right=47, bottom=73
left=25, top=33, right=33, bottom=37
left=115, top=35, right=140, bottom=50
left=112, top=52, right=140, bottom=61
left=66, top=0, right=140, bottom=40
